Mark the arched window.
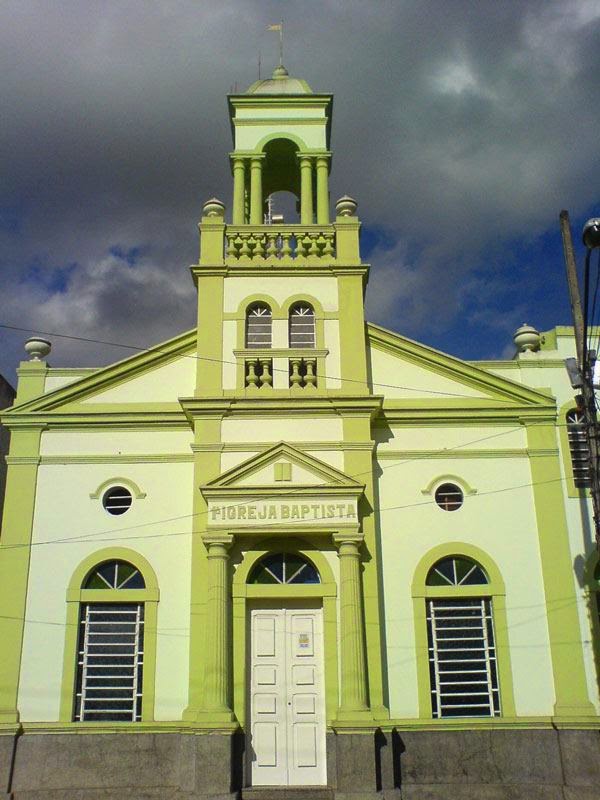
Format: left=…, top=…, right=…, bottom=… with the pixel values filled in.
left=566, top=408, right=591, bottom=488
left=249, top=552, right=320, bottom=584
left=246, top=303, right=272, bottom=348
left=74, top=559, right=147, bottom=722
left=289, top=303, right=315, bottom=349
left=424, top=556, right=500, bottom=719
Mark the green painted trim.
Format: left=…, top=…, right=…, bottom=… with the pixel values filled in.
left=526, top=422, right=597, bottom=717
left=60, top=547, right=160, bottom=723
left=6, top=330, right=197, bottom=414
left=180, top=395, right=382, bottom=421
left=40, top=454, right=194, bottom=464
left=411, top=542, right=516, bottom=720
left=0, top=426, right=43, bottom=723
left=376, top=449, right=529, bottom=459
left=89, top=477, right=147, bottom=500
left=380, top=402, right=557, bottom=424
left=421, top=474, right=477, bottom=496
left=367, top=322, right=555, bottom=406
left=231, top=538, right=339, bottom=726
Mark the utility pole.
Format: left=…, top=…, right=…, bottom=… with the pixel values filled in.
left=560, top=210, right=600, bottom=550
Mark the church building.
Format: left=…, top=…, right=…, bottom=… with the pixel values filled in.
left=1, top=65, right=600, bottom=799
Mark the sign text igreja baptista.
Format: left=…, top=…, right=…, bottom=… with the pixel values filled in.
left=207, top=497, right=358, bottom=526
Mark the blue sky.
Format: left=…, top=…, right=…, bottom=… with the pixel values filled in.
left=1, top=0, right=599, bottom=384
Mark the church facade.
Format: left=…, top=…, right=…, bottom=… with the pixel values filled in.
left=1, top=67, right=600, bottom=799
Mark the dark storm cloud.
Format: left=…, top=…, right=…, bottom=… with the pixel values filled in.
left=1, top=0, right=599, bottom=380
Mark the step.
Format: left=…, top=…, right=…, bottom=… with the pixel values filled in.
left=241, top=786, right=334, bottom=800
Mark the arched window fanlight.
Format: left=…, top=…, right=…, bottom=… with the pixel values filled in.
left=289, top=303, right=315, bottom=348
left=566, top=408, right=591, bottom=488
left=249, top=553, right=320, bottom=584
left=246, top=303, right=272, bottom=348
left=426, top=556, right=488, bottom=587
left=83, top=559, right=146, bottom=590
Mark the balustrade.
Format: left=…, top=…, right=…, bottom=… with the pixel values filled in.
left=225, top=226, right=335, bottom=263
left=245, top=358, right=273, bottom=389
left=289, top=357, right=317, bottom=389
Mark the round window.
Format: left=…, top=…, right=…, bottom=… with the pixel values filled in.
left=434, top=482, right=463, bottom=511
left=102, top=486, right=133, bottom=515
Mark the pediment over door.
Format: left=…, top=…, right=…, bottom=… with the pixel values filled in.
left=201, top=442, right=364, bottom=532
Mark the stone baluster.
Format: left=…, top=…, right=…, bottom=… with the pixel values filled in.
left=246, top=360, right=259, bottom=388
left=266, top=234, right=278, bottom=258
left=304, top=358, right=317, bottom=388
left=259, top=359, right=272, bottom=388
left=281, top=233, right=292, bottom=258
left=289, top=358, right=302, bottom=388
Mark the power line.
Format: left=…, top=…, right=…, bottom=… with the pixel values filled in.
left=0, top=321, right=527, bottom=402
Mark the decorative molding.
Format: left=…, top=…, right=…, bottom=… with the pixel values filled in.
left=41, top=453, right=194, bottom=465
left=376, top=449, right=529, bottom=460
left=421, top=474, right=477, bottom=496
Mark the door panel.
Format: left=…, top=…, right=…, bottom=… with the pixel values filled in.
left=249, top=607, right=326, bottom=786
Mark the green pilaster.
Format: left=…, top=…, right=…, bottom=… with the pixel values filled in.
left=231, top=156, right=246, bottom=225
left=200, top=534, right=234, bottom=721
left=0, top=361, right=46, bottom=722
left=338, top=273, right=369, bottom=392
left=526, top=421, right=596, bottom=718
left=334, top=534, right=370, bottom=718
left=250, top=155, right=264, bottom=225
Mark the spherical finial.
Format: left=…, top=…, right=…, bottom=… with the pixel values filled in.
left=583, top=218, right=600, bottom=249
left=272, top=64, right=289, bottom=79
left=202, top=198, right=225, bottom=218
left=513, top=323, right=541, bottom=353
left=335, top=195, right=358, bottom=217
left=24, top=336, right=51, bottom=361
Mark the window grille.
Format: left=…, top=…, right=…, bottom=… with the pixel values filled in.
left=566, top=409, right=591, bottom=488
left=289, top=304, right=315, bottom=348
left=246, top=304, right=272, bottom=348
left=74, top=603, right=144, bottom=722
left=427, top=598, right=500, bottom=718
left=434, top=483, right=464, bottom=511
left=249, top=552, right=320, bottom=585
left=102, top=486, right=133, bottom=515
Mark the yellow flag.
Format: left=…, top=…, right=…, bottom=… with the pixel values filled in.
left=267, top=24, right=282, bottom=31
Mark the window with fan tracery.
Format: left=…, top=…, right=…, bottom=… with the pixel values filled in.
left=246, top=304, right=272, bottom=348
left=289, top=303, right=315, bottom=348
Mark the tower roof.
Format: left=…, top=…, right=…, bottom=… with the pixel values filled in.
left=246, top=64, right=313, bottom=95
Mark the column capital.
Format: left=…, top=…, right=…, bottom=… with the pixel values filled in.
left=250, top=153, right=266, bottom=163
left=297, top=153, right=314, bottom=165
left=333, top=531, right=364, bottom=551
left=202, top=533, right=234, bottom=552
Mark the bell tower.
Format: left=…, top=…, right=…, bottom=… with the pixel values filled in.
left=192, top=63, right=370, bottom=398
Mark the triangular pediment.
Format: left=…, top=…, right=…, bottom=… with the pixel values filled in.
left=367, top=322, right=553, bottom=406
left=203, top=442, right=363, bottom=492
left=5, top=328, right=197, bottom=414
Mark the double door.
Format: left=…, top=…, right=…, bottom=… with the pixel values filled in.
left=248, top=605, right=326, bottom=786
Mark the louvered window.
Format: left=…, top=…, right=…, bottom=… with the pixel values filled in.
left=74, top=560, right=146, bottom=722
left=566, top=409, right=591, bottom=488
left=246, top=304, right=272, bottom=348
left=425, top=557, right=500, bottom=718
left=289, top=304, right=315, bottom=348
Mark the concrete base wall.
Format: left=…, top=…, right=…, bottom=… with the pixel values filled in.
left=0, top=728, right=599, bottom=799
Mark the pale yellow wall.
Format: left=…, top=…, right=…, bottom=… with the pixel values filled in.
left=81, top=356, right=195, bottom=403
left=223, top=277, right=338, bottom=313
left=220, top=417, right=343, bottom=443
left=369, top=347, right=494, bottom=399
left=324, top=320, right=341, bottom=390
left=19, top=461, right=194, bottom=721
left=235, top=106, right=326, bottom=120
left=375, top=425, right=527, bottom=453
left=222, top=320, right=238, bottom=390
left=40, top=430, right=193, bottom=456
left=377, top=454, right=555, bottom=717
left=235, top=124, right=326, bottom=151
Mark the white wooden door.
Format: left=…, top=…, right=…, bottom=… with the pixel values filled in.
left=249, top=606, right=326, bottom=786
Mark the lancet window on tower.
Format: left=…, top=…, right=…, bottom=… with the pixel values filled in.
left=246, top=304, right=272, bottom=348
left=289, top=303, right=315, bottom=348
